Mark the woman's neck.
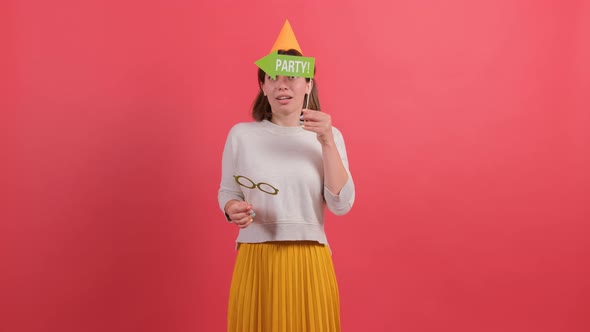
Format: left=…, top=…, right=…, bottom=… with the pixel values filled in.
left=270, top=111, right=300, bottom=127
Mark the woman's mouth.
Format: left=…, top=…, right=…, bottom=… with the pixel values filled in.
left=276, top=96, right=292, bottom=105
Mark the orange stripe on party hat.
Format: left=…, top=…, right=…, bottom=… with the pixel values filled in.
left=269, top=20, right=303, bottom=54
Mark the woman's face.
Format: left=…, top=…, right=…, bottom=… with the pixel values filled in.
left=261, top=75, right=311, bottom=116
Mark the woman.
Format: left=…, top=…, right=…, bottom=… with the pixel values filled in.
left=218, top=49, right=355, bottom=331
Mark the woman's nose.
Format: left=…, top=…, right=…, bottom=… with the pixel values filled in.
left=276, top=76, right=289, bottom=89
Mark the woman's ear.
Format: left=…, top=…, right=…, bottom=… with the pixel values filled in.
left=307, top=79, right=313, bottom=94
left=260, top=82, right=267, bottom=96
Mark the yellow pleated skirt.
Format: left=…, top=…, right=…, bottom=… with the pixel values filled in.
left=227, top=241, right=341, bottom=332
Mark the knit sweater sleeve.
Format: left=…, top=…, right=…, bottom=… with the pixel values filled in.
left=323, top=127, right=355, bottom=216
left=217, top=126, right=244, bottom=217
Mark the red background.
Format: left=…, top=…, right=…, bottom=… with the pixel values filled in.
left=2, top=0, right=589, bottom=331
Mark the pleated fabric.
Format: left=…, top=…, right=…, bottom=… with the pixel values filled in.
left=227, top=241, right=341, bottom=332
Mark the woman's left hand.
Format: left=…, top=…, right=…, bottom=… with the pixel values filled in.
left=300, top=109, right=335, bottom=146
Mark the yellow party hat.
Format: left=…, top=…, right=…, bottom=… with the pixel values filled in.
left=269, top=20, right=303, bottom=54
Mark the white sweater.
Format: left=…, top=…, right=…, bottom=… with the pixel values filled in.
left=218, top=119, right=355, bottom=246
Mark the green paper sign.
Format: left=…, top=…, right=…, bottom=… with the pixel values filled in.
left=255, top=51, right=315, bottom=79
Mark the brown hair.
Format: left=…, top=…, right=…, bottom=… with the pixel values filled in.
left=252, top=49, right=321, bottom=121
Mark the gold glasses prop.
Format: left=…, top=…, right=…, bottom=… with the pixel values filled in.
left=234, top=175, right=279, bottom=195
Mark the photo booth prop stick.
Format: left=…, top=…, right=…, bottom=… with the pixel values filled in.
left=255, top=20, right=315, bottom=79
left=255, top=52, right=315, bottom=79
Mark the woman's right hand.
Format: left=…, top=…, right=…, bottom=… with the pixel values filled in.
left=225, top=200, right=255, bottom=229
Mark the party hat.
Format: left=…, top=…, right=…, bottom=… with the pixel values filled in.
left=269, top=20, right=303, bottom=54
